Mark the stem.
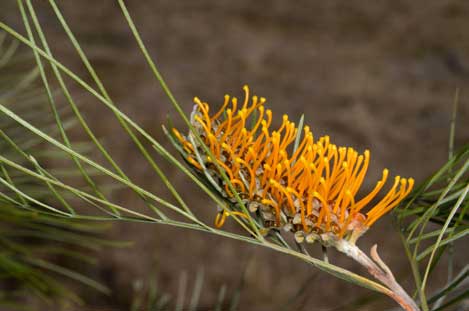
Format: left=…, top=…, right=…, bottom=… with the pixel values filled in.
left=336, top=240, right=420, bottom=311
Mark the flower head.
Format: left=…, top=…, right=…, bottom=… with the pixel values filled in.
left=172, top=86, right=414, bottom=244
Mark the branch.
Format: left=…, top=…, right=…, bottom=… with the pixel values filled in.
left=336, top=240, right=420, bottom=311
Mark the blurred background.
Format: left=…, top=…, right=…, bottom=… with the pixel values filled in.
left=1, top=1, right=468, bottom=310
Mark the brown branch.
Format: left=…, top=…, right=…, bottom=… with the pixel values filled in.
left=335, top=240, right=420, bottom=311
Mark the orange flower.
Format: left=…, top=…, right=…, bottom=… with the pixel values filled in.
left=172, top=86, right=414, bottom=244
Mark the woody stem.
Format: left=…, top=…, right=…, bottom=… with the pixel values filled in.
left=335, top=240, right=420, bottom=311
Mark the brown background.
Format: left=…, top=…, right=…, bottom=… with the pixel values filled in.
left=1, top=1, right=468, bottom=310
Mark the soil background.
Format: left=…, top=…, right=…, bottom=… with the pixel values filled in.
left=1, top=1, right=469, bottom=310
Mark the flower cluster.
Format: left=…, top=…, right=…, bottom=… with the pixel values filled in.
left=172, top=86, right=414, bottom=244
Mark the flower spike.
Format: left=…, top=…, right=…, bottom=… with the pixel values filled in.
left=173, top=86, right=414, bottom=245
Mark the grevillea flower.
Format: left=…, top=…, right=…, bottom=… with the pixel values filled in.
left=172, top=86, right=414, bottom=245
